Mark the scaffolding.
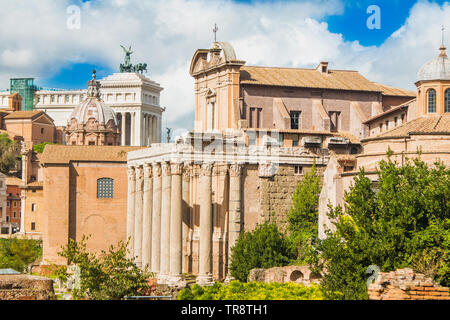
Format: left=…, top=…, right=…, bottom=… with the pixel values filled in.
left=10, top=78, right=38, bottom=111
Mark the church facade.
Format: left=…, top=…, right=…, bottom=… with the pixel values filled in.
left=126, top=41, right=416, bottom=286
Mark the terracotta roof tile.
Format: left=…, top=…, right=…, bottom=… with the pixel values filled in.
left=373, top=83, right=416, bottom=97
left=240, top=66, right=382, bottom=92
left=4, top=111, right=43, bottom=119
left=40, top=145, right=144, bottom=164
left=363, top=114, right=450, bottom=140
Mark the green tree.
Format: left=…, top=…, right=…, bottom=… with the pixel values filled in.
left=0, top=238, right=42, bottom=273
left=287, top=163, right=321, bottom=262
left=0, top=133, right=19, bottom=174
left=56, top=236, right=153, bottom=300
left=229, top=222, right=295, bottom=282
left=312, top=156, right=449, bottom=300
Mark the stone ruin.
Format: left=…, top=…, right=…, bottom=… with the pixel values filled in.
left=368, top=268, right=449, bottom=300
left=249, top=265, right=322, bottom=286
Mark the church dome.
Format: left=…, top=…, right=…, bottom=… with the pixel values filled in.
left=69, top=70, right=117, bottom=127
left=417, top=46, right=450, bottom=82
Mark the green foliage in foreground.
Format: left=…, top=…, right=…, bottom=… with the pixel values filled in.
left=56, top=236, right=153, bottom=300
left=32, top=142, right=54, bottom=154
left=0, top=133, right=19, bottom=174
left=229, top=222, right=296, bottom=282
left=0, top=238, right=42, bottom=273
left=311, top=156, right=450, bottom=300
left=287, top=163, right=321, bottom=263
left=178, top=281, right=324, bottom=300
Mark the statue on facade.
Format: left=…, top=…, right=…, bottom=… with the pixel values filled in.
left=119, top=45, right=148, bottom=74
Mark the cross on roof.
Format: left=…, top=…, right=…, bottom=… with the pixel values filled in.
left=213, top=23, right=218, bottom=42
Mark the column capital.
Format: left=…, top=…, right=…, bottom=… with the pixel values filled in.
left=171, top=162, right=184, bottom=175
left=152, top=162, right=162, bottom=178
left=135, top=166, right=144, bottom=181
left=200, top=162, right=214, bottom=177
left=127, top=166, right=136, bottom=181
left=229, top=163, right=243, bottom=177
left=182, top=166, right=191, bottom=182
left=161, top=161, right=171, bottom=176
left=144, top=163, right=153, bottom=179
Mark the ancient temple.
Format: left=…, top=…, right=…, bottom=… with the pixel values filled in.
left=126, top=40, right=416, bottom=287
left=64, top=71, right=120, bottom=146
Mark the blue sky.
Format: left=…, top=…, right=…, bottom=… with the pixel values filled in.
left=41, top=0, right=447, bottom=90
left=1, top=0, right=449, bottom=132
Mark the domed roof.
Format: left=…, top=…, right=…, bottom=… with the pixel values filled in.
left=69, top=70, right=117, bottom=126
left=417, top=46, right=450, bottom=82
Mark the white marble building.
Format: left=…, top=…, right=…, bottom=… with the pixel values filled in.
left=0, top=72, right=164, bottom=146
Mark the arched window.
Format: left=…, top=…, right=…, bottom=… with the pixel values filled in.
left=97, top=178, right=114, bottom=198
left=428, top=89, right=436, bottom=113
left=445, top=89, right=450, bottom=113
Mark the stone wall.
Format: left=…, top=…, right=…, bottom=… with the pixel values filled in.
left=0, top=274, right=55, bottom=300
left=249, top=265, right=322, bottom=286
left=368, top=268, right=450, bottom=300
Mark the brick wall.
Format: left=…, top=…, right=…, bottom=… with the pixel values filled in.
left=368, top=268, right=450, bottom=300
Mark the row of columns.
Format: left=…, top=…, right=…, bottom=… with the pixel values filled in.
left=126, top=162, right=243, bottom=286
left=118, top=111, right=160, bottom=146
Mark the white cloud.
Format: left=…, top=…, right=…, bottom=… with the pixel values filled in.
left=0, top=0, right=449, bottom=130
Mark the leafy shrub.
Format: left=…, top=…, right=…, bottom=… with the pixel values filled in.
left=56, top=236, right=153, bottom=300
left=229, top=222, right=295, bottom=282
left=0, top=237, right=42, bottom=273
left=178, top=281, right=324, bottom=300
left=311, top=156, right=450, bottom=299
left=33, top=142, right=54, bottom=154
left=0, top=133, right=19, bottom=174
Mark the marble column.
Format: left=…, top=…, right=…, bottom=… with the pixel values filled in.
left=182, top=165, right=190, bottom=273
left=142, top=164, right=153, bottom=269
left=134, top=166, right=144, bottom=267
left=158, top=162, right=172, bottom=284
left=225, top=163, right=243, bottom=282
left=121, top=112, right=126, bottom=146
left=131, top=112, right=135, bottom=146
left=197, top=162, right=214, bottom=285
left=168, top=162, right=184, bottom=286
left=126, top=167, right=136, bottom=257
left=151, top=163, right=162, bottom=273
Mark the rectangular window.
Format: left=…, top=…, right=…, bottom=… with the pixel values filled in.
left=290, top=111, right=301, bottom=130
left=385, top=120, right=389, bottom=130
left=40, top=128, right=44, bottom=134
left=13, top=202, right=16, bottom=208
left=13, top=211, right=16, bottom=218
left=32, top=203, right=36, bottom=212
left=31, top=222, right=36, bottom=231
left=292, top=134, right=299, bottom=147
left=97, top=178, right=114, bottom=199
left=278, top=133, right=284, bottom=147
left=329, top=111, right=341, bottom=132
left=394, top=117, right=398, bottom=126
left=379, top=123, right=383, bottom=132
left=294, top=165, right=303, bottom=175
left=249, top=107, right=262, bottom=128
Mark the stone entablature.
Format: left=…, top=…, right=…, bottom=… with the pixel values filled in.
left=127, top=130, right=330, bottom=286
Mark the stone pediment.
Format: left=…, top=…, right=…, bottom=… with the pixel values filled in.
left=33, top=113, right=55, bottom=125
